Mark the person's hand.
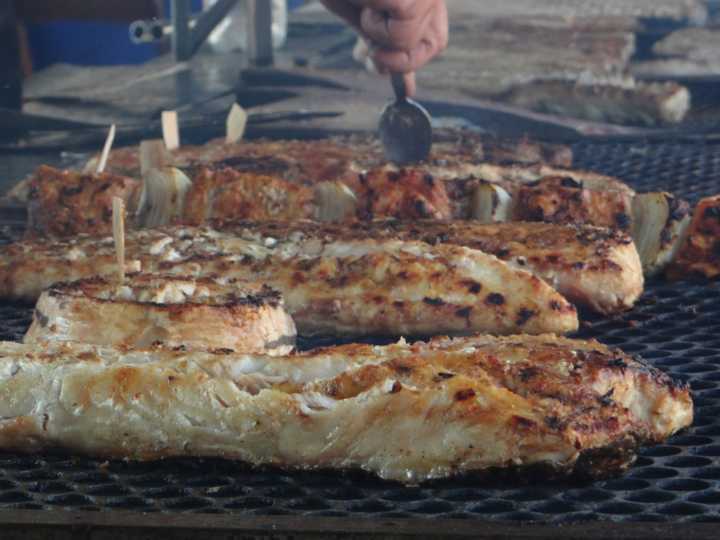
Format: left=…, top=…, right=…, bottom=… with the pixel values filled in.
left=320, top=0, right=448, bottom=96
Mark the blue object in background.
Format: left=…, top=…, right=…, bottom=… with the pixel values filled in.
left=27, top=1, right=304, bottom=69
left=26, top=21, right=160, bottom=69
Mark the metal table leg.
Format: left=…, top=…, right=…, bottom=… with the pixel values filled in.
left=246, top=0, right=274, bottom=67
left=171, top=0, right=192, bottom=61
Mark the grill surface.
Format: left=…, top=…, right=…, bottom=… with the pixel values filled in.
left=0, top=139, right=720, bottom=524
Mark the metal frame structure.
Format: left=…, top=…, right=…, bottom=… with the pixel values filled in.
left=130, top=0, right=274, bottom=66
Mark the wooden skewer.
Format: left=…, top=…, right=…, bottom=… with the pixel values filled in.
left=112, top=197, right=126, bottom=284
left=161, top=110, right=180, bottom=151
left=96, top=124, right=117, bottom=174
left=226, top=103, right=248, bottom=144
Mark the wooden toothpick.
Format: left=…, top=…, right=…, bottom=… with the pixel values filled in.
left=161, top=110, right=180, bottom=151
left=112, top=197, right=126, bottom=284
left=96, top=124, right=117, bottom=174
left=226, top=103, right=248, bottom=144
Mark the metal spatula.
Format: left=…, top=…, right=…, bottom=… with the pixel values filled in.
left=379, top=73, right=433, bottom=165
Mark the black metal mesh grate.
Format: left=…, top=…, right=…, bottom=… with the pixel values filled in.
left=0, top=139, right=720, bottom=523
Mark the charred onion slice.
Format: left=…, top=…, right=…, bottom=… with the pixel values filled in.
left=24, top=275, right=296, bottom=355
left=313, top=181, right=358, bottom=222
left=136, top=167, right=193, bottom=229
left=471, top=181, right=512, bottom=223
left=631, top=192, right=691, bottom=276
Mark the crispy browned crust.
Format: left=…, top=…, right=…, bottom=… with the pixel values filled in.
left=514, top=176, right=635, bottom=230
left=88, top=132, right=573, bottom=181
left=183, top=168, right=316, bottom=225
left=667, top=195, right=720, bottom=280
left=43, top=274, right=284, bottom=308
left=217, top=219, right=644, bottom=314
left=346, top=166, right=635, bottom=225
left=25, top=166, right=140, bottom=239
left=84, top=147, right=145, bottom=178
left=353, top=168, right=453, bottom=220
left=22, top=137, right=582, bottom=237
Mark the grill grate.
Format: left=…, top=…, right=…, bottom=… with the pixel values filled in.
left=0, top=139, right=719, bottom=523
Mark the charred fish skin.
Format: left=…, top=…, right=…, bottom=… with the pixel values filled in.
left=0, top=336, right=691, bottom=484
left=218, top=219, right=644, bottom=315
left=0, top=227, right=578, bottom=337
left=24, top=275, right=296, bottom=356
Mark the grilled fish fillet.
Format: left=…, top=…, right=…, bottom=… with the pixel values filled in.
left=0, top=227, right=578, bottom=337
left=160, top=241, right=578, bottom=337
left=24, top=275, right=296, bottom=355
left=0, top=335, right=692, bottom=483
left=11, top=143, right=595, bottom=238
left=514, top=176, right=635, bottom=231
left=25, top=166, right=140, bottom=239
left=82, top=133, right=573, bottom=182
left=183, top=168, right=316, bottom=225
left=218, top=220, right=644, bottom=315
left=346, top=166, right=635, bottom=226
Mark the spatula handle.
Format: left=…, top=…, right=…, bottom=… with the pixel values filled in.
left=390, top=73, right=407, bottom=102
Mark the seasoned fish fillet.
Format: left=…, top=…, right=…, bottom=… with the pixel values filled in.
left=350, top=166, right=635, bottom=226
left=183, top=168, right=316, bottom=225
left=219, top=220, right=644, bottom=315
left=161, top=241, right=578, bottom=337
left=353, top=168, right=453, bottom=220
left=25, top=166, right=140, bottom=239
left=500, top=80, right=691, bottom=127
left=0, top=335, right=692, bottom=483
left=24, top=275, right=296, bottom=355
left=0, top=227, right=578, bottom=337
left=514, top=176, right=635, bottom=231
left=11, top=140, right=586, bottom=237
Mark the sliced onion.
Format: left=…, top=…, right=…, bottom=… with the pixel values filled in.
left=471, top=182, right=512, bottom=223
left=136, top=167, right=193, bottom=228
left=632, top=192, right=691, bottom=276
left=313, top=181, right=358, bottom=222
